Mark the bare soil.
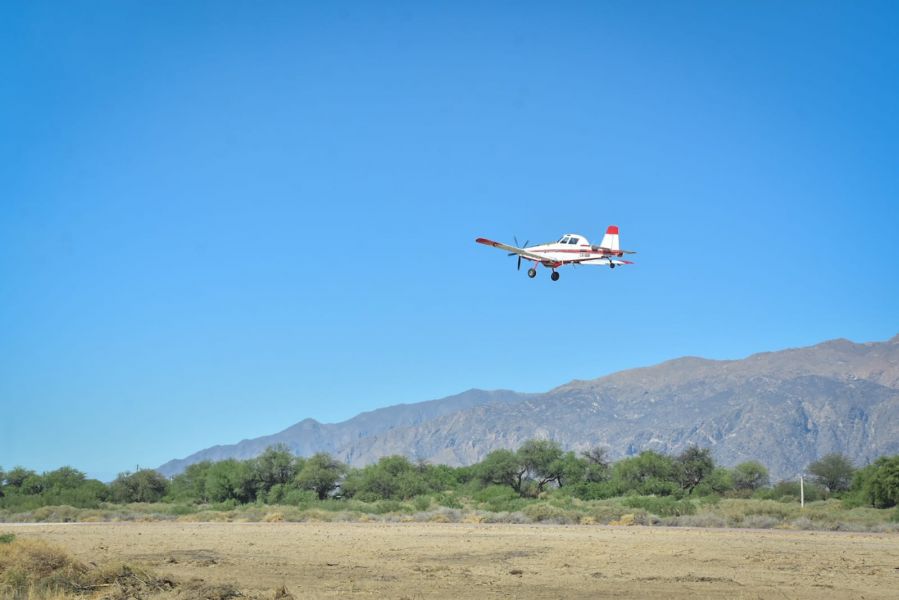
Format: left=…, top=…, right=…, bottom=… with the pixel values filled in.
left=8, top=522, right=899, bottom=599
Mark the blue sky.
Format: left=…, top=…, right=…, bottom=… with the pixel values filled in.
left=2, top=1, right=897, bottom=481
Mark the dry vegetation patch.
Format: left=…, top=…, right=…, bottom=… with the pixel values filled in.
left=0, top=536, right=295, bottom=600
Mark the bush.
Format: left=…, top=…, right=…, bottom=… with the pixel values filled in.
left=756, top=480, right=825, bottom=503
left=622, top=496, right=696, bottom=517
left=283, top=489, right=318, bottom=506
left=165, top=504, right=196, bottom=516
left=371, top=500, right=408, bottom=515
left=0, top=538, right=87, bottom=594
left=661, top=513, right=727, bottom=528
left=0, top=534, right=14, bottom=544
left=522, top=503, right=578, bottom=524
left=741, top=515, right=779, bottom=529
left=434, top=492, right=463, bottom=509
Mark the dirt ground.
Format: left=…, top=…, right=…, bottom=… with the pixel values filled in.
left=8, top=522, right=899, bottom=599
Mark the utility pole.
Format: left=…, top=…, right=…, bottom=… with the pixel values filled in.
left=800, top=475, right=805, bottom=508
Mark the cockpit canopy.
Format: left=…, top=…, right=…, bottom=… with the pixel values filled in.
left=558, top=234, right=586, bottom=245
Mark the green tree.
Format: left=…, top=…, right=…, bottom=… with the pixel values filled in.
left=109, top=470, right=169, bottom=503
left=4, top=467, right=37, bottom=490
left=582, top=447, right=611, bottom=482
left=295, top=453, right=346, bottom=500
left=555, top=452, right=587, bottom=488
left=693, top=467, right=734, bottom=496
left=205, top=460, right=255, bottom=503
left=518, top=440, right=565, bottom=494
left=252, top=445, right=301, bottom=496
left=854, top=455, right=899, bottom=508
left=807, top=453, right=855, bottom=493
left=676, top=446, right=715, bottom=495
left=341, top=456, right=423, bottom=500
left=732, top=461, right=769, bottom=492
left=476, top=449, right=527, bottom=495
left=613, top=451, right=679, bottom=496
left=41, top=467, right=87, bottom=493
left=169, top=461, right=213, bottom=503
left=20, top=474, right=44, bottom=496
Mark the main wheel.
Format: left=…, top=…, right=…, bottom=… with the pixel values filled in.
left=610, top=263, right=616, bottom=269
left=527, top=268, right=537, bottom=278
left=551, top=271, right=560, bottom=281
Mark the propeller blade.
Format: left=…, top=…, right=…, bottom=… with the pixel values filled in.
left=517, top=256, right=522, bottom=271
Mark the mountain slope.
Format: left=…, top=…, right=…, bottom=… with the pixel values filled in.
left=158, top=388, right=531, bottom=476
left=159, top=334, right=899, bottom=480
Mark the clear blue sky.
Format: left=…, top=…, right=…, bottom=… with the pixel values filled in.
left=2, top=1, right=897, bottom=481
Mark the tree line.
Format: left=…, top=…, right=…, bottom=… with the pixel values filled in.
left=2, top=443, right=898, bottom=511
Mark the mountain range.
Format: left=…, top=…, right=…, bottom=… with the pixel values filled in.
left=158, top=334, right=899, bottom=481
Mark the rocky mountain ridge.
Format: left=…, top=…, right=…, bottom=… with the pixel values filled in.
left=159, top=334, right=899, bottom=480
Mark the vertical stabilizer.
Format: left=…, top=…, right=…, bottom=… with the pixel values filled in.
left=600, top=225, right=620, bottom=251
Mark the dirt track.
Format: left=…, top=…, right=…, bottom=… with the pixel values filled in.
left=9, top=522, right=899, bottom=599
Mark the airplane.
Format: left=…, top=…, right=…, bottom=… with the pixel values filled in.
left=475, top=225, right=635, bottom=281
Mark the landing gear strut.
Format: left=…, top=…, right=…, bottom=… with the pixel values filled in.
left=551, top=271, right=560, bottom=281
left=527, top=268, right=537, bottom=278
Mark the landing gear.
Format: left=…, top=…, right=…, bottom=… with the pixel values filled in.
left=609, top=262, right=616, bottom=269
left=527, top=268, right=537, bottom=278
left=551, top=271, right=560, bottom=281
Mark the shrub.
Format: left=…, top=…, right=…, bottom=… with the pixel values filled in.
left=756, top=480, right=825, bottom=503
left=569, top=481, right=622, bottom=500
left=0, top=534, right=14, bottom=544
left=661, top=513, right=727, bottom=528
left=165, top=504, right=196, bottom=516
left=434, top=492, right=463, bottom=509
left=522, top=503, right=577, bottom=524
left=792, top=517, right=815, bottom=530
left=0, top=538, right=87, bottom=594
left=740, top=515, right=779, bottom=529
left=622, top=496, right=696, bottom=517
left=412, top=495, right=432, bottom=512
left=283, top=489, right=318, bottom=506
left=371, top=500, right=407, bottom=515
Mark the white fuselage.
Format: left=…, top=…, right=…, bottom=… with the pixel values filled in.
left=526, top=233, right=616, bottom=266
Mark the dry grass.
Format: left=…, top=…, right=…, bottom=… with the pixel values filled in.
left=0, top=537, right=283, bottom=599
left=0, top=534, right=308, bottom=600
left=4, top=497, right=898, bottom=532
left=0, top=538, right=87, bottom=597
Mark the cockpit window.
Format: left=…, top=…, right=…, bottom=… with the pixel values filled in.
left=559, top=236, right=570, bottom=243
left=568, top=238, right=579, bottom=244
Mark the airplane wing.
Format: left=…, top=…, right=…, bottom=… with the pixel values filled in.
left=475, top=238, right=545, bottom=262
left=573, top=257, right=635, bottom=266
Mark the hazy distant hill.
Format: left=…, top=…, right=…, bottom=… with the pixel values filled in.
left=159, top=335, right=899, bottom=480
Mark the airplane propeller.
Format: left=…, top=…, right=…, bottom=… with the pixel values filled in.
left=508, top=236, right=529, bottom=270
